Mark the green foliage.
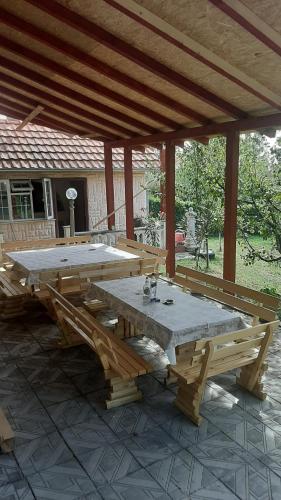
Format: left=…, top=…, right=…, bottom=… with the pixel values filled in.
left=149, top=194, right=187, bottom=226
left=260, top=287, right=280, bottom=298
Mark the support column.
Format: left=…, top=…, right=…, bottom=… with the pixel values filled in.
left=104, top=144, right=115, bottom=230
left=165, top=141, right=176, bottom=277
left=223, top=131, right=240, bottom=282
left=124, top=147, right=134, bottom=240
left=160, top=146, right=166, bottom=214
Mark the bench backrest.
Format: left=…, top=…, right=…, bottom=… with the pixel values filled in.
left=116, top=237, right=168, bottom=268
left=173, top=320, right=279, bottom=385
left=2, top=235, right=91, bottom=253
left=174, top=265, right=280, bottom=322
left=47, top=285, right=152, bottom=379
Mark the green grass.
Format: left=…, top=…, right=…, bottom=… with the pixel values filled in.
left=177, top=236, right=281, bottom=295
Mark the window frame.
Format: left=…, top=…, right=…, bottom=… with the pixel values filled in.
left=0, top=178, right=54, bottom=222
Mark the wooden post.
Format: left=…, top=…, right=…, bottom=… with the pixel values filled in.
left=124, top=147, right=134, bottom=240
left=104, top=145, right=115, bottom=230
left=160, top=146, right=166, bottom=213
left=165, top=141, right=176, bottom=277
left=223, top=131, right=240, bottom=282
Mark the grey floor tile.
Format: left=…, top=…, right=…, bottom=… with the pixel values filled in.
left=72, top=369, right=106, bottom=395
left=2, top=339, right=42, bottom=359
left=101, top=403, right=158, bottom=439
left=86, top=389, right=109, bottom=416
left=61, top=416, right=118, bottom=457
left=143, top=390, right=181, bottom=425
left=98, top=468, right=171, bottom=499
left=147, top=449, right=217, bottom=498
left=124, top=427, right=181, bottom=467
left=164, top=414, right=219, bottom=447
left=263, top=377, right=281, bottom=405
left=48, top=396, right=97, bottom=429
left=0, top=453, right=23, bottom=487
left=34, top=381, right=80, bottom=407
left=0, top=364, right=26, bottom=383
left=1, top=388, right=43, bottom=417
left=136, top=374, right=165, bottom=398
left=3, top=406, right=56, bottom=446
left=78, top=442, right=141, bottom=486
left=0, top=478, right=35, bottom=499
left=28, top=458, right=96, bottom=499
left=188, top=479, right=240, bottom=499
left=19, top=364, right=68, bottom=387
left=15, top=430, right=73, bottom=476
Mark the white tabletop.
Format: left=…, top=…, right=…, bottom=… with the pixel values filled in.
left=7, top=243, right=139, bottom=274
left=91, top=276, right=245, bottom=363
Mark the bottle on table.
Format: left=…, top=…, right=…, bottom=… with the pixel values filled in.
left=143, top=276, right=151, bottom=304
left=150, top=273, right=157, bottom=300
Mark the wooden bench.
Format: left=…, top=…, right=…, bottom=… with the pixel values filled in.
left=0, top=409, right=14, bottom=453
left=47, top=285, right=152, bottom=408
left=0, top=271, right=26, bottom=319
left=170, top=320, right=279, bottom=425
left=116, top=237, right=167, bottom=271
left=174, top=266, right=280, bottom=323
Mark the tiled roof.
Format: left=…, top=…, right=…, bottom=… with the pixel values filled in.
left=0, top=119, right=159, bottom=171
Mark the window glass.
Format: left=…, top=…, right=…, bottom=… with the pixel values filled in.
left=43, top=179, right=54, bottom=219
left=11, top=193, right=33, bottom=220
left=0, top=181, right=10, bottom=220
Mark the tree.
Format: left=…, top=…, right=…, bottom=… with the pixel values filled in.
left=238, top=134, right=281, bottom=264
left=176, top=137, right=225, bottom=267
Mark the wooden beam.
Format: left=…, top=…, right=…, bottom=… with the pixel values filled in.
left=223, top=130, right=240, bottom=282
left=0, top=37, right=175, bottom=132
left=108, top=112, right=281, bottom=148
left=25, top=0, right=246, bottom=119
left=160, top=146, right=166, bottom=214
left=209, top=0, right=281, bottom=58
left=105, top=0, right=281, bottom=111
left=0, top=80, right=129, bottom=138
left=16, top=104, right=44, bottom=130
left=124, top=148, right=134, bottom=239
left=104, top=145, right=115, bottom=230
left=0, top=102, right=83, bottom=135
left=0, top=91, right=117, bottom=139
left=165, top=141, right=176, bottom=277
left=0, top=11, right=208, bottom=126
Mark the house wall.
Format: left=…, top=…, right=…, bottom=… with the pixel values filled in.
left=87, top=171, right=147, bottom=230
left=0, top=170, right=147, bottom=240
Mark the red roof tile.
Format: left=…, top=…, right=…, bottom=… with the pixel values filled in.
left=0, top=119, right=159, bottom=171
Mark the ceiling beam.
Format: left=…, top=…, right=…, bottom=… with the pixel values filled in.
left=0, top=9, right=209, bottom=126
left=25, top=0, right=247, bottom=119
left=0, top=93, right=118, bottom=139
left=108, top=112, right=281, bottom=148
left=0, top=36, right=172, bottom=133
left=105, top=0, right=281, bottom=111
left=0, top=103, right=86, bottom=136
left=209, top=0, right=281, bottom=57
left=0, top=70, right=134, bottom=138
left=16, top=104, right=44, bottom=130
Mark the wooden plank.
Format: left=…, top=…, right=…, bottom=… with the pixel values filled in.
left=117, top=237, right=168, bottom=257
left=16, top=104, right=44, bottom=130
left=0, top=409, right=14, bottom=453
left=176, top=265, right=280, bottom=310
left=173, top=275, right=277, bottom=321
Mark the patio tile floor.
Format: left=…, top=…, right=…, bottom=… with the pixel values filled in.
left=0, top=311, right=281, bottom=499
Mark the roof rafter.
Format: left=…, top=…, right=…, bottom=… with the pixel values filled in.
left=209, top=0, right=281, bottom=57
left=25, top=0, right=247, bottom=119
left=0, top=103, right=88, bottom=137
left=16, top=104, right=44, bottom=130
left=0, top=8, right=209, bottom=126
left=108, top=112, right=281, bottom=148
left=0, top=93, right=119, bottom=139
left=0, top=40, right=161, bottom=134
left=104, top=0, right=281, bottom=111
left=0, top=71, right=136, bottom=138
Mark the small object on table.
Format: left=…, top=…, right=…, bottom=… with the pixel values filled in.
left=143, top=276, right=151, bottom=304
left=163, top=299, right=174, bottom=305
left=150, top=272, right=158, bottom=300
left=60, top=258, right=68, bottom=262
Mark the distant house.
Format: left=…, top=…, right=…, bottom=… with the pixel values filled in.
left=0, top=119, right=158, bottom=241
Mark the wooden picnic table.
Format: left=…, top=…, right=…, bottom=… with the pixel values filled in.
left=6, top=243, right=140, bottom=287
left=90, top=275, right=246, bottom=364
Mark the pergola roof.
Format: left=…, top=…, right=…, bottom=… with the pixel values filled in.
left=0, top=0, right=280, bottom=145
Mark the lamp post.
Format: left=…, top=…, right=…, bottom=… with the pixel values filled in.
left=66, top=188, right=78, bottom=237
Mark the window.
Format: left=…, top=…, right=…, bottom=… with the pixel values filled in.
left=0, top=179, right=54, bottom=221
left=0, top=181, right=10, bottom=220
